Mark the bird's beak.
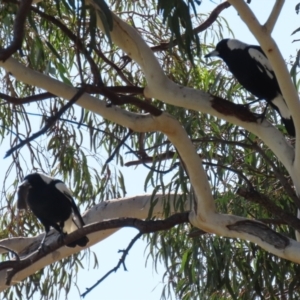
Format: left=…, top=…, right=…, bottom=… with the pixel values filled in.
left=204, top=50, right=219, bottom=58
left=17, top=180, right=30, bottom=210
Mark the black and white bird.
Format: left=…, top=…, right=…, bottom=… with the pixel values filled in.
left=17, top=173, right=89, bottom=249
left=205, top=38, right=295, bottom=136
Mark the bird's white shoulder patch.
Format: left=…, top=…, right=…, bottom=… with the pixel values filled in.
left=55, top=182, right=73, bottom=201
left=248, top=48, right=274, bottom=79
left=37, top=173, right=55, bottom=184
left=227, top=39, right=248, bottom=50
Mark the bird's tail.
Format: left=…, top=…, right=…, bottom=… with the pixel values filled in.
left=64, top=217, right=89, bottom=247
left=269, top=94, right=295, bottom=137
left=282, top=117, right=295, bottom=137
left=67, top=236, right=89, bottom=248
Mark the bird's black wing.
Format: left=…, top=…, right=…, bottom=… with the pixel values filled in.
left=248, top=46, right=294, bottom=135
left=54, top=180, right=89, bottom=247
left=54, top=181, right=85, bottom=228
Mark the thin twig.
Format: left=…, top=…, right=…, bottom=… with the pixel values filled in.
left=151, top=2, right=231, bottom=53
left=203, top=162, right=253, bottom=189
left=0, top=0, right=33, bottom=61
left=0, top=92, right=55, bottom=105
left=264, top=0, right=284, bottom=33
left=240, top=131, right=300, bottom=209
left=4, top=88, right=85, bottom=158
left=105, top=130, right=133, bottom=164
left=0, top=245, right=20, bottom=261
left=81, top=232, right=143, bottom=298
left=28, top=4, right=102, bottom=85
left=124, top=150, right=177, bottom=166
left=237, top=187, right=300, bottom=231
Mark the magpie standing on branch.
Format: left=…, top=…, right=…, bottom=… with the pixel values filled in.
left=205, top=38, right=295, bottom=136
left=17, top=173, right=89, bottom=249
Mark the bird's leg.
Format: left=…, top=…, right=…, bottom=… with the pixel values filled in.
left=56, top=221, right=67, bottom=244
left=243, top=98, right=269, bottom=123
left=57, top=234, right=64, bottom=245
left=38, top=222, right=65, bottom=251
left=243, top=98, right=263, bottom=107
left=258, top=103, right=270, bottom=123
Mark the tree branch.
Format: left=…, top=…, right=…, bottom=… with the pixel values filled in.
left=264, top=0, right=285, bottom=33
left=81, top=232, right=143, bottom=298
left=237, top=187, right=300, bottom=231
left=0, top=92, right=55, bottom=105
left=0, top=194, right=190, bottom=290
left=124, top=150, right=177, bottom=166
left=151, top=2, right=231, bottom=53
left=1, top=50, right=295, bottom=177
left=4, top=88, right=85, bottom=157
left=3, top=213, right=190, bottom=286
left=0, top=0, right=33, bottom=61
left=23, top=3, right=102, bottom=85
left=227, top=220, right=289, bottom=249
left=105, top=130, right=133, bottom=164
left=0, top=245, right=20, bottom=261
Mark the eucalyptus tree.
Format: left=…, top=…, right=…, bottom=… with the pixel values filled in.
left=0, top=0, right=300, bottom=299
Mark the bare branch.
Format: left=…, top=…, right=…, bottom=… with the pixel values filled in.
left=81, top=233, right=143, bottom=298
left=3, top=213, right=190, bottom=285
left=124, top=150, right=177, bottom=166
left=5, top=88, right=85, bottom=157
left=227, top=220, right=289, bottom=249
left=105, top=130, right=132, bottom=164
left=29, top=4, right=102, bottom=85
left=264, top=0, right=285, bottom=33
left=0, top=195, right=190, bottom=290
left=152, top=2, right=231, bottom=53
left=0, top=245, right=20, bottom=261
left=0, top=92, right=55, bottom=105
left=0, top=0, right=33, bottom=61
left=237, top=187, right=300, bottom=231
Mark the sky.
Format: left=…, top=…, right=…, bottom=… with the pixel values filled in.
left=1, top=1, right=300, bottom=300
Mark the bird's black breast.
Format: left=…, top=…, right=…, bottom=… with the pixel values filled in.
left=26, top=180, right=72, bottom=224
left=223, top=47, right=280, bottom=101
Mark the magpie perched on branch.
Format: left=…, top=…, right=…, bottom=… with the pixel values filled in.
left=17, top=173, right=89, bottom=249
left=205, top=38, right=295, bottom=136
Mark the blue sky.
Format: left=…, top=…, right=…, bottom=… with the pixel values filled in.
left=1, top=1, right=299, bottom=300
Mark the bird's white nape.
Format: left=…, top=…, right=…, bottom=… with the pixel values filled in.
left=55, top=182, right=73, bottom=201
left=248, top=48, right=274, bottom=79
left=227, top=39, right=247, bottom=50
left=37, top=173, right=56, bottom=184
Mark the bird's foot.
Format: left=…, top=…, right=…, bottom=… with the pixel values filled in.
left=241, top=98, right=263, bottom=110
left=37, top=243, right=50, bottom=253
left=255, top=107, right=269, bottom=124
left=57, top=232, right=67, bottom=244
left=57, top=232, right=77, bottom=247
